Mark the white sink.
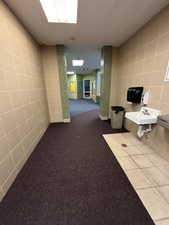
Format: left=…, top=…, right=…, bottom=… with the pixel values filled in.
left=125, top=107, right=161, bottom=125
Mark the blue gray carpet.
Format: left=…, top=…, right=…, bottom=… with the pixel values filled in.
left=69, top=99, right=99, bottom=116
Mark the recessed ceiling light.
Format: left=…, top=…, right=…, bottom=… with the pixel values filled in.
left=67, top=71, right=75, bottom=75
left=40, top=0, right=78, bottom=24
left=72, top=60, right=84, bottom=66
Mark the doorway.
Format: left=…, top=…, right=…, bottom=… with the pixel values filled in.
left=59, top=45, right=112, bottom=120
left=65, top=47, right=101, bottom=117
left=83, top=79, right=91, bottom=99
left=67, top=72, right=100, bottom=116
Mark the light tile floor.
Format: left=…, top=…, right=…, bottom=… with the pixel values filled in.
left=103, top=133, right=169, bottom=225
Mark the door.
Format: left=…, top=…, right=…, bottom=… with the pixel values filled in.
left=83, top=80, right=91, bottom=99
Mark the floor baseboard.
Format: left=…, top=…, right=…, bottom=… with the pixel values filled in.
left=63, top=118, right=71, bottom=123
left=99, top=115, right=109, bottom=120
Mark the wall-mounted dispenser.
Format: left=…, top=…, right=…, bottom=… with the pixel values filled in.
left=127, top=87, right=143, bottom=104
left=141, top=91, right=149, bottom=105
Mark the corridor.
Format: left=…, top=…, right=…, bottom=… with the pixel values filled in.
left=1, top=1, right=169, bottom=225
left=69, top=99, right=99, bottom=116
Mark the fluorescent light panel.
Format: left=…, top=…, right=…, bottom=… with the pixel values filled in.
left=67, top=71, right=75, bottom=75
left=72, top=60, right=84, bottom=66
left=40, top=0, right=78, bottom=23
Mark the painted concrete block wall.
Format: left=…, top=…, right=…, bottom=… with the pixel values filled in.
left=0, top=2, right=49, bottom=201
left=76, top=75, right=83, bottom=99
left=112, top=5, right=169, bottom=160
left=100, top=46, right=112, bottom=119
left=56, top=45, right=70, bottom=121
left=109, top=48, right=118, bottom=110
left=41, top=46, right=63, bottom=123
left=96, top=71, right=101, bottom=97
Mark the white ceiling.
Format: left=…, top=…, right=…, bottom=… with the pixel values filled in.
left=4, top=0, right=169, bottom=74
left=65, top=46, right=101, bottom=74
left=4, top=0, right=169, bottom=47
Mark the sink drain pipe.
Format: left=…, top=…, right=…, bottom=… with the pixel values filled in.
left=137, top=124, right=152, bottom=138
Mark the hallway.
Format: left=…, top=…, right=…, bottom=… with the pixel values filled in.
left=1, top=1, right=169, bottom=225
left=69, top=99, right=99, bottom=116
left=0, top=110, right=154, bottom=225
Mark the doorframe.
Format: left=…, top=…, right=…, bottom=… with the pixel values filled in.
left=57, top=45, right=113, bottom=122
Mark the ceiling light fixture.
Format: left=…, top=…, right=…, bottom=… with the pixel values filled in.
left=67, top=71, right=75, bottom=75
left=40, top=0, right=78, bottom=24
left=72, top=60, right=84, bottom=67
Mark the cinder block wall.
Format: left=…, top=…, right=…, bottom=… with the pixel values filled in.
left=110, top=5, right=169, bottom=160
left=41, top=46, right=63, bottom=123
left=0, top=2, right=49, bottom=200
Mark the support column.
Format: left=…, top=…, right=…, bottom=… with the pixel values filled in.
left=56, top=45, right=70, bottom=122
left=99, top=46, right=112, bottom=120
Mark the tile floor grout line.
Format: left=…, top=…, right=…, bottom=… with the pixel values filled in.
left=154, top=216, right=169, bottom=223
left=103, top=133, right=169, bottom=223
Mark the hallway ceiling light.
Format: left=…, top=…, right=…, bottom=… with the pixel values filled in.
left=40, top=0, right=78, bottom=23
left=67, top=71, right=75, bottom=75
left=72, top=60, right=84, bottom=66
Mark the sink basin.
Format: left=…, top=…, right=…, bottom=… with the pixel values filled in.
left=125, top=107, right=161, bottom=125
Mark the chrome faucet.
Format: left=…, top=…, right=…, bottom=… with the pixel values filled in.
left=142, top=109, right=150, bottom=115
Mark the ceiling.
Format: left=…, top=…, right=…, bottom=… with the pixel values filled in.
left=65, top=46, right=101, bottom=74
left=4, top=0, right=169, bottom=47
left=3, top=0, right=169, bottom=74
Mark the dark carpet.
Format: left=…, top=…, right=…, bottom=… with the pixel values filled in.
left=0, top=109, right=155, bottom=225
left=69, top=99, right=99, bottom=116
